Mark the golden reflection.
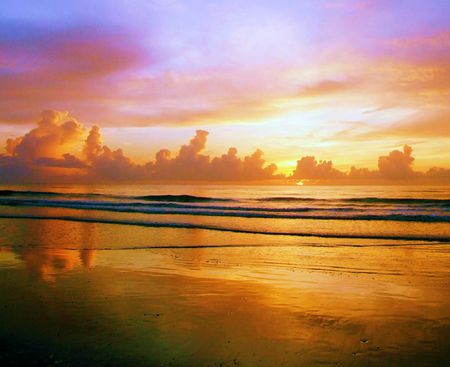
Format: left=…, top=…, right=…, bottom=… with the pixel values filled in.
left=0, top=217, right=449, bottom=365
left=3, top=216, right=98, bottom=282
left=79, top=248, right=96, bottom=268
left=15, top=248, right=92, bottom=282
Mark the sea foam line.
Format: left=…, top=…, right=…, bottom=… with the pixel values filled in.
left=0, top=199, right=448, bottom=222
left=0, top=214, right=449, bottom=242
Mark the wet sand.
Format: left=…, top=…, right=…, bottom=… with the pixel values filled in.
left=0, top=218, right=450, bottom=366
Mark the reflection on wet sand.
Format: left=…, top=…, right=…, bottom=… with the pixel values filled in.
left=0, top=218, right=449, bottom=366
left=15, top=247, right=95, bottom=282
left=1, top=217, right=97, bottom=281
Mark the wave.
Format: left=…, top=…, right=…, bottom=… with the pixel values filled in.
left=257, top=197, right=319, bottom=202
left=0, top=214, right=449, bottom=242
left=0, top=190, right=233, bottom=203
left=1, top=242, right=441, bottom=251
left=134, top=194, right=233, bottom=202
left=1, top=190, right=448, bottom=206
left=0, top=190, right=108, bottom=199
left=258, top=196, right=450, bottom=205
left=346, top=197, right=450, bottom=205
left=0, top=198, right=356, bottom=212
left=0, top=190, right=61, bottom=197
left=0, top=198, right=448, bottom=222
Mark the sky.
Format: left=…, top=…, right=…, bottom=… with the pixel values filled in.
left=0, top=0, right=449, bottom=184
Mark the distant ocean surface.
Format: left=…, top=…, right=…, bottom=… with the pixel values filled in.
left=0, top=184, right=449, bottom=243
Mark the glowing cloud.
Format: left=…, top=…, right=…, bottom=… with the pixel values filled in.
left=0, top=111, right=448, bottom=184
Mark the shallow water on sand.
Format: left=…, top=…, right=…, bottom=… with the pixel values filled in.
left=0, top=185, right=449, bottom=366
left=0, top=221, right=450, bottom=366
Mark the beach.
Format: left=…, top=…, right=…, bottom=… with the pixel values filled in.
left=2, top=0, right=449, bottom=364
left=0, top=185, right=449, bottom=366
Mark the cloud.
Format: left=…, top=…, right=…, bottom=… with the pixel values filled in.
left=377, top=144, right=415, bottom=179
left=89, top=145, right=151, bottom=182
left=369, top=110, right=450, bottom=138
left=81, top=125, right=150, bottom=181
left=0, top=110, right=87, bottom=181
left=83, top=126, right=103, bottom=162
left=292, top=156, right=345, bottom=180
left=0, top=155, right=34, bottom=182
left=82, top=123, right=278, bottom=182
left=1, top=21, right=448, bottom=130
left=323, top=0, right=380, bottom=10
left=34, top=154, right=88, bottom=169
left=348, top=166, right=378, bottom=180
left=325, top=107, right=450, bottom=143
left=156, top=130, right=211, bottom=180
left=425, top=167, right=450, bottom=181
left=7, top=110, right=85, bottom=161
left=0, top=22, right=152, bottom=125
left=298, top=78, right=362, bottom=98
left=0, top=19, right=298, bottom=128
left=0, top=110, right=449, bottom=184
left=290, top=143, right=418, bottom=182
left=0, top=20, right=299, bottom=128
left=210, top=148, right=278, bottom=181
left=0, top=23, right=147, bottom=79
left=292, top=144, right=449, bottom=184
left=0, top=3, right=449, bottom=133
left=386, top=30, right=450, bottom=53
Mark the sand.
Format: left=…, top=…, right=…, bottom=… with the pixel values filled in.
left=0, top=218, right=449, bottom=366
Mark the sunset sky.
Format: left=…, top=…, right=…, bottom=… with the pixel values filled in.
left=0, top=0, right=449, bottom=183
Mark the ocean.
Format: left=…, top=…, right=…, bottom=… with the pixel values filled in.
left=0, top=184, right=449, bottom=366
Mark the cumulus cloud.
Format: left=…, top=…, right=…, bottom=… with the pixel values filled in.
left=147, top=131, right=278, bottom=181
left=34, top=154, right=88, bottom=169
left=152, top=130, right=211, bottom=180
left=0, top=110, right=449, bottom=184
left=425, top=167, right=450, bottom=182
left=348, top=166, right=378, bottom=180
left=208, top=148, right=278, bottom=181
left=378, top=145, right=415, bottom=179
left=81, top=125, right=151, bottom=181
left=292, top=156, right=345, bottom=180
left=292, top=144, right=449, bottom=184
left=81, top=123, right=278, bottom=182
left=6, top=110, right=84, bottom=161
left=0, top=110, right=87, bottom=182
left=83, top=125, right=103, bottom=162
